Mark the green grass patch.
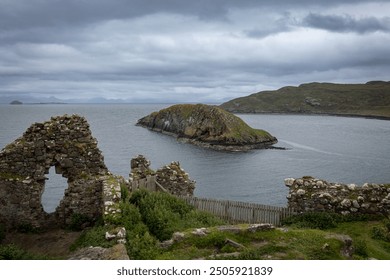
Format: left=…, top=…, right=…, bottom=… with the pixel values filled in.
left=0, top=244, right=51, bottom=260
left=69, top=226, right=117, bottom=251
left=158, top=226, right=346, bottom=260
left=128, top=189, right=224, bottom=242
left=71, top=189, right=225, bottom=259
left=330, top=220, right=390, bottom=260
left=282, top=212, right=384, bottom=230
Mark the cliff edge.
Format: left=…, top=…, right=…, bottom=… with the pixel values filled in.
left=136, top=104, right=277, bottom=151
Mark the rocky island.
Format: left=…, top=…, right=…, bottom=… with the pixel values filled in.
left=136, top=104, right=277, bottom=151
left=10, top=100, right=23, bottom=105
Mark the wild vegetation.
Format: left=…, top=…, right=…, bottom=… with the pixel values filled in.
left=220, top=81, right=390, bottom=119
left=1, top=190, right=389, bottom=260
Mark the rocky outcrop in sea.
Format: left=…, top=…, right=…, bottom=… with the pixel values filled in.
left=136, top=104, right=277, bottom=151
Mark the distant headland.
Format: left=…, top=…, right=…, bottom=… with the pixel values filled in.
left=220, top=81, right=390, bottom=120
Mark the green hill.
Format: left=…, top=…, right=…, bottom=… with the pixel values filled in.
left=220, top=81, right=390, bottom=119
left=137, top=104, right=277, bottom=151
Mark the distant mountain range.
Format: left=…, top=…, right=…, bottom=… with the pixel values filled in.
left=0, top=95, right=200, bottom=104
left=0, top=95, right=129, bottom=104
left=220, top=81, right=390, bottom=119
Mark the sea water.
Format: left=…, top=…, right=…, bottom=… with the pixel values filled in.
left=1, top=104, right=389, bottom=212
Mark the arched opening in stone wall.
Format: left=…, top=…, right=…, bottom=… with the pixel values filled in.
left=41, top=166, right=69, bottom=213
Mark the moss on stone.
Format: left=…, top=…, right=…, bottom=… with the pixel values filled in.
left=0, top=172, right=24, bottom=181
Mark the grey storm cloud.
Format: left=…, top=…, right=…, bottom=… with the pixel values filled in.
left=1, top=0, right=386, bottom=30
left=1, top=0, right=390, bottom=103
left=303, top=13, right=390, bottom=34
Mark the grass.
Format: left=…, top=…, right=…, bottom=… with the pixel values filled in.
left=0, top=244, right=51, bottom=260
left=157, top=226, right=346, bottom=260
left=157, top=218, right=390, bottom=260
left=74, top=189, right=225, bottom=259
left=2, top=190, right=389, bottom=260
left=220, top=81, right=390, bottom=118
left=60, top=193, right=390, bottom=260
left=69, top=226, right=117, bottom=251
left=330, top=221, right=390, bottom=259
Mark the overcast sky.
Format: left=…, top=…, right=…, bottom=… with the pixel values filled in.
left=1, top=0, right=390, bottom=103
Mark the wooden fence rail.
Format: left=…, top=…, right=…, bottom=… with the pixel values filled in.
left=179, top=196, right=295, bottom=226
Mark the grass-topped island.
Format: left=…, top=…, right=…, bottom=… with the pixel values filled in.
left=136, top=104, right=277, bottom=151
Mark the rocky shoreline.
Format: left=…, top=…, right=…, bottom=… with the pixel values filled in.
left=137, top=124, right=278, bottom=151
left=224, top=111, right=390, bottom=121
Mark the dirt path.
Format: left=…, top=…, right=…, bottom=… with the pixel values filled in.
left=2, top=229, right=83, bottom=259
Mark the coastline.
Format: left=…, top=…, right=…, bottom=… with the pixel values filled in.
left=136, top=123, right=278, bottom=152
left=227, top=111, right=390, bottom=121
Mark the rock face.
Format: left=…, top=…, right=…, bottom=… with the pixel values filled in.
left=285, top=176, right=390, bottom=216
left=137, top=104, right=277, bottom=151
left=0, top=114, right=109, bottom=229
left=68, top=244, right=129, bottom=260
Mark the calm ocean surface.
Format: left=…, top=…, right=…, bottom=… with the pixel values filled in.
left=1, top=104, right=389, bottom=212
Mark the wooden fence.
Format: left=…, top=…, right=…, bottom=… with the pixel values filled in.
left=129, top=178, right=295, bottom=226
left=130, top=176, right=170, bottom=193
left=179, top=196, right=296, bottom=226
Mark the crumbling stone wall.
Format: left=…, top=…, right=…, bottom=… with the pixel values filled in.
left=129, top=155, right=157, bottom=191
left=285, top=176, right=390, bottom=216
left=156, top=162, right=195, bottom=197
left=0, top=114, right=109, bottom=229
left=129, top=155, right=195, bottom=196
left=102, top=174, right=127, bottom=223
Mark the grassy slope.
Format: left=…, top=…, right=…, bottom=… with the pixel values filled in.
left=3, top=219, right=389, bottom=260
left=158, top=220, right=390, bottom=260
left=139, top=104, right=276, bottom=144
left=2, top=191, right=389, bottom=260
left=220, top=81, right=390, bottom=118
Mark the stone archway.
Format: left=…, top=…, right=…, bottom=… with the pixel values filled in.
left=0, top=115, right=109, bottom=229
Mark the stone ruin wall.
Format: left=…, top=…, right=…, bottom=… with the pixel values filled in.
left=0, top=114, right=109, bottom=229
left=129, top=155, right=195, bottom=197
left=129, top=155, right=157, bottom=192
left=0, top=114, right=196, bottom=231
left=156, top=161, right=195, bottom=197
left=285, top=176, right=390, bottom=216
